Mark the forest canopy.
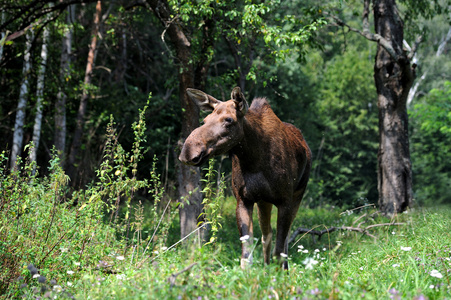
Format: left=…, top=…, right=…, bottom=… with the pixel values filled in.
left=0, top=0, right=450, bottom=211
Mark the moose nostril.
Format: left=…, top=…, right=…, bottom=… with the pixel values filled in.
left=192, top=151, right=205, bottom=164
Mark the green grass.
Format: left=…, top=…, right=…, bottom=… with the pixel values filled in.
left=12, top=204, right=443, bottom=300
left=1, top=113, right=450, bottom=299
left=73, top=206, right=450, bottom=300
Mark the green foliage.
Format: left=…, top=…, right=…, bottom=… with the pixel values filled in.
left=0, top=146, right=119, bottom=298
left=409, top=81, right=451, bottom=205
left=0, top=107, right=175, bottom=298
left=200, top=159, right=225, bottom=245
left=311, top=44, right=378, bottom=206
left=411, top=81, right=451, bottom=136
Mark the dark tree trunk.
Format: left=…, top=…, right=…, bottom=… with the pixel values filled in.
left=147, top=0, right=204, bottom=240
left=67, top=0, right=101, bottom=185
left=373, top=0, right=413, bottom=215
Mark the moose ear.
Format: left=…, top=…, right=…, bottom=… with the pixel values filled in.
left=231, top=86, right=248, bottom=114
left=186, top=88, right=222, bottom=111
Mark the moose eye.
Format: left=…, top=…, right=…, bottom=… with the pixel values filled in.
left=224, top=117, right=234, bottom=124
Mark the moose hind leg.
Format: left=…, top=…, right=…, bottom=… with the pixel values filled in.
left=257, top=201, right=273, bottom=265
left=275, top=204, right=300, bottom=270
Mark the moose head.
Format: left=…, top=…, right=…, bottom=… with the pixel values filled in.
left=179, top=87, right=248, bottom=166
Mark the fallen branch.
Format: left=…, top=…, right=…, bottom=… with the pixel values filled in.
left=289, top=221, right=405, bottom=245
left=168, top=263, right=198, bottom=287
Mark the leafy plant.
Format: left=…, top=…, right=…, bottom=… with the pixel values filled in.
left=200, top=158, right=225, bottom=245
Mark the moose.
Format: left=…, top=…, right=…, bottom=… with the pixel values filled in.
left=179, top=87, right=311, bottom=269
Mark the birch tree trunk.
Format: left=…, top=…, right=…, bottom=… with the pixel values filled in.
left=55, top=5, right=75, bottom=161
left=407, top=26, right=451, bottom=106
left=67, top=1, right=101, bottom=184
left=10, top=29, right=34, bottom=170
left=30, top=25, right=50, bottom=173
left=0, top=12, right=5, bottom=62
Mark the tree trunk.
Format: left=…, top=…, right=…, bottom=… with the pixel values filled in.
left=67, top=1, right=101, bottom=184
left=10, top=29, right=33, bottom=170
left=55, top=5, right=75, bottom=162
left=30, top=24, right=50, bottom=173
left=373, top=0, right=413, bottom=215
left=147, top=0, right=204, bottom=240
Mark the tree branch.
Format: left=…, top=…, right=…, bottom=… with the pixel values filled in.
left=325, top=12, right=401, bottom=62
left=0, top=0, right=97, bottom=33
left=167, top=263, right=198, bottom=287
left=407, top=35, right=423, bottom=61
left=407, top=25, right=451, bottom=106
left=288, top=221, right=405, bottom=245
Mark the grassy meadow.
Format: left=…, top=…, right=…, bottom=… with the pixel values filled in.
left=74, top=205, right=451, bottom=300
left=1, top=115, right=450, bottom=299
left=1, top=153, right=450, bottom=300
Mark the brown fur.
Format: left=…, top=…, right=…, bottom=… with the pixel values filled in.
left=179, top=87, right=311, bottom=269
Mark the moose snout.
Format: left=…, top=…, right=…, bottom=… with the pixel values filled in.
left=179, top=140, right=207, bottom=166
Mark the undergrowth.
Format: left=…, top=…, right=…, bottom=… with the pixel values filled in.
left=0, top=103, right=177, bottom=299
left=1, top=102, right=450, bottom=299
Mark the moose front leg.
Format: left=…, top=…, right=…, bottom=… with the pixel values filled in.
left=236, top=199, right=254, bottom=269
left=257, top=201, right=273, bottom=265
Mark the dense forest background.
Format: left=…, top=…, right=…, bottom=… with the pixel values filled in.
left=0, top=0, right=450, bottom=210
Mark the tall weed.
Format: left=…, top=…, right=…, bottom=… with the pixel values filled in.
left=0, top=99, right=175, bottom=299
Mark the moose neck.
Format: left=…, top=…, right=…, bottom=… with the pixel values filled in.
left=229, top=110, right=273, bottom=171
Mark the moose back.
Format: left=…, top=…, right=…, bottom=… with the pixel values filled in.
left=179, top=87, right=311, bottom=269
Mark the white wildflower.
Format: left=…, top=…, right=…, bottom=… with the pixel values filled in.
left=116, top=255, right=125, bottom=260
left=392, top=264, right=400, bottom=267
left=116, top=274, right=126, bottom=280
left=67, top=282, right=73, bottom=287
left=33, top=274, right=40, bottom=279
left=430, top=270, right=443, bottom=278
left=67, top=270, right=74, bottom=275
left=298, top=245, right=304, bottom=249
left=53, top=285, right=62, bottom=292
left=400, top=246, right=412, bottom=251
left=240, top=235, right=250, bottom=241
left=302, top=257, right=318, bottom=270
left=280, top=253, right=288, bottom=258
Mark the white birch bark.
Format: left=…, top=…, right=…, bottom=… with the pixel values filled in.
left=407, top=26, right=451, bottom=106
left=55, top=5, right=75, bottom=159
left=10, top=29, right=34, bottom=170
left=30, top=25, right=50, bottom=172
left=0, top=12, right=5, bottom=61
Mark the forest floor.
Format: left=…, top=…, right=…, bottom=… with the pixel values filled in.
left=4, top=193, right=450, bottom=299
